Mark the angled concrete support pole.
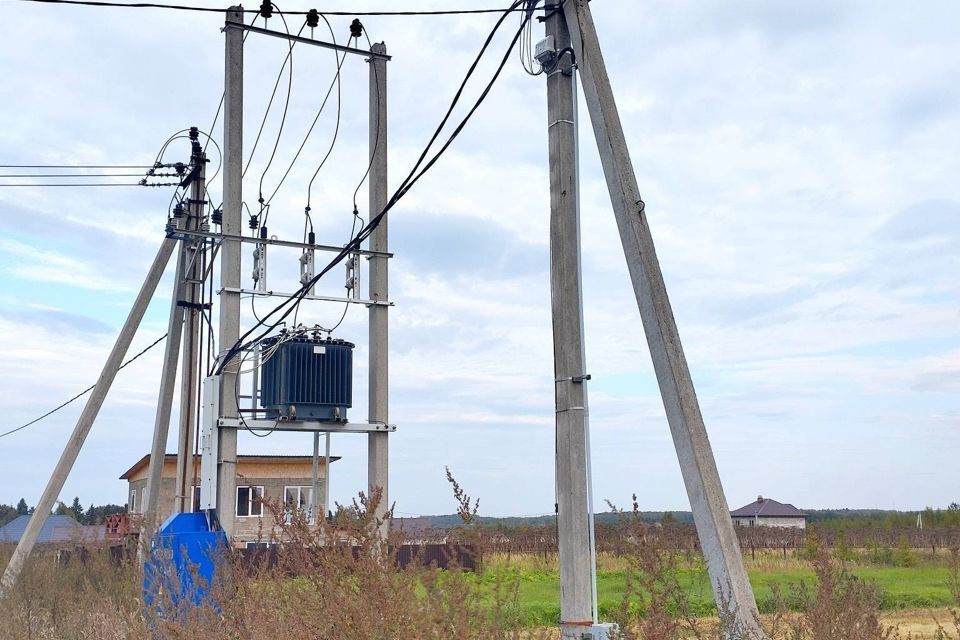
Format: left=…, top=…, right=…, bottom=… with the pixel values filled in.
left=562, top=1, right=763, bottom=635
left=1, top=237, right=177, bottom=596
left=141, top=242, right=187, bottom=538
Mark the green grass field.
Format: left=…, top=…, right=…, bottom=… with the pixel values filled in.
left=476, top=563, right=955, bottom=627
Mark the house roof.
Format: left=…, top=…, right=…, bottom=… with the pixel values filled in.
left=119, top=453, right=341, bottom=480
left=730, top=496, right=807, bottom=518
left=0, top=515, right=103, bottom=544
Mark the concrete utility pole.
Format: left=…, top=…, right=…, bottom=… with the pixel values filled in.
left=0, top=238, right=177, bottom=596
left=216, top=5, right=244, bottom=539
left=560, top=1, right=764, bottom=635
left=367, top=41, right=390, bottom=537
left=545, top=10, right=597, bottom=639
left=174, top=157, right=206, bottom=513
left=142, top=239, right=187, bottom=531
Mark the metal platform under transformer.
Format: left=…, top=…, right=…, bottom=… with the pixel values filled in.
left=217, top=417, right=395, bottom=433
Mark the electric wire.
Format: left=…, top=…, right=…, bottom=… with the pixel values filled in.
left=215, top=0, right=531, bottom=375
left=312, top=24, right=379, bottom=335
left=152, top=128, right=222, bottom=183
left=0, top=183, right=178, bottom=187
left=518, top=0, right=543, bottom=75
left=257, top=8, right=299, bottom=232
left=14, top=0, right=532, bottom=16
left=202, top=16, right=261, bottom=181
left=266, top=13, right=343, bottom=209
left=0, top=334, right=168, bottom=440
left=242, top=10, right=299, bottom=182
left=293, top=23, right=364, bottom=331
left=0, top=173, right=179, bottom=178
left=0, top=164, right=153, bottom=168
left=348, top=27, right=379, bottom=212
left=303, top=35, right=347, bottom=213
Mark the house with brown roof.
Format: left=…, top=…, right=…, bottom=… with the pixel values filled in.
left=731, top=495, right=807, bottom=529
left=120, top=453, right=339, bottom=547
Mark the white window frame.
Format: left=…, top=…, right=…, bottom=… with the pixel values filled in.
left=236, top=485, right=264, bottom=517
left=283, top=485, right=314, bottom=522
left=129, top=489, right=138, bottom=513
left=246, top=542, right=271, bottom=550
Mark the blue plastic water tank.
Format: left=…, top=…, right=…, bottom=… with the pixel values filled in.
left=260, top=335, right=354, bottom=421
left=143, top=512, right=228, bottom=620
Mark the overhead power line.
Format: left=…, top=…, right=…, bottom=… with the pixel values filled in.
left=14, top=0, right=530, bottom=16
left=0, top=334, right=168, bottom=440
left=0, top=164, right=154, bottom=169
left=0, top=173, right=178, bottom=178
left=0, top=183, right=178, bottom=187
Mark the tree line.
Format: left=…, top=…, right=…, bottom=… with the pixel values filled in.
left=0, top=497, right=126, bottom=528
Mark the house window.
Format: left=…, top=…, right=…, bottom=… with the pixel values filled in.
left=129, top=489, right=138, bottom=513
left=283, top=486, right=314, bottom=522
left=284, top=486, right=313, bottom=513
left=236, top=486, right=264, bottom=517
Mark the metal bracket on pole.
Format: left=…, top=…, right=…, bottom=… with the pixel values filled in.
left=217, top=418, right=396, bottom=434
left=226, top=22, right=391, bottom=60
left=218, top=286, right=392, bottom=308
left=170, top=228, right=393, bottom=258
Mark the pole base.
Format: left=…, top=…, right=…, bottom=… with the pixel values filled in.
left=561, top=622, right=618, bottom=640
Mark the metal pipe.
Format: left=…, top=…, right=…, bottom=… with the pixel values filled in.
left=169, top=228, right=392, bottom=258
left=324, top=432, right=331, bottom=522
left=310, top=433, right=319, bottom=525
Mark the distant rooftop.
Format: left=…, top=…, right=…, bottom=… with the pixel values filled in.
left=0, top=514, right=103, bottom=544
left=730, top=496, right=807, bottom=518
left=120, top=453, right=342, bottom=480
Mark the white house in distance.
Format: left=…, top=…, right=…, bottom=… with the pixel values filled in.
left=731, top=496, right=807, bottom=529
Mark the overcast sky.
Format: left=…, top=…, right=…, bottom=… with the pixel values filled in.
left=0, top=0, right=956, bottom=518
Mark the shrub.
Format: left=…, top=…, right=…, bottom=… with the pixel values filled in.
left=893, top=535, right=917, bottom=568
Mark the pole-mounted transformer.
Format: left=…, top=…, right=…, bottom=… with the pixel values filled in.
left=260, top=335, right=354, bottom=422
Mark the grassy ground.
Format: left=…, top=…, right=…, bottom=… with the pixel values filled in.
left=520, top=610, right=960, bottom=639
left=479, top=553, right=956, bottom=627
